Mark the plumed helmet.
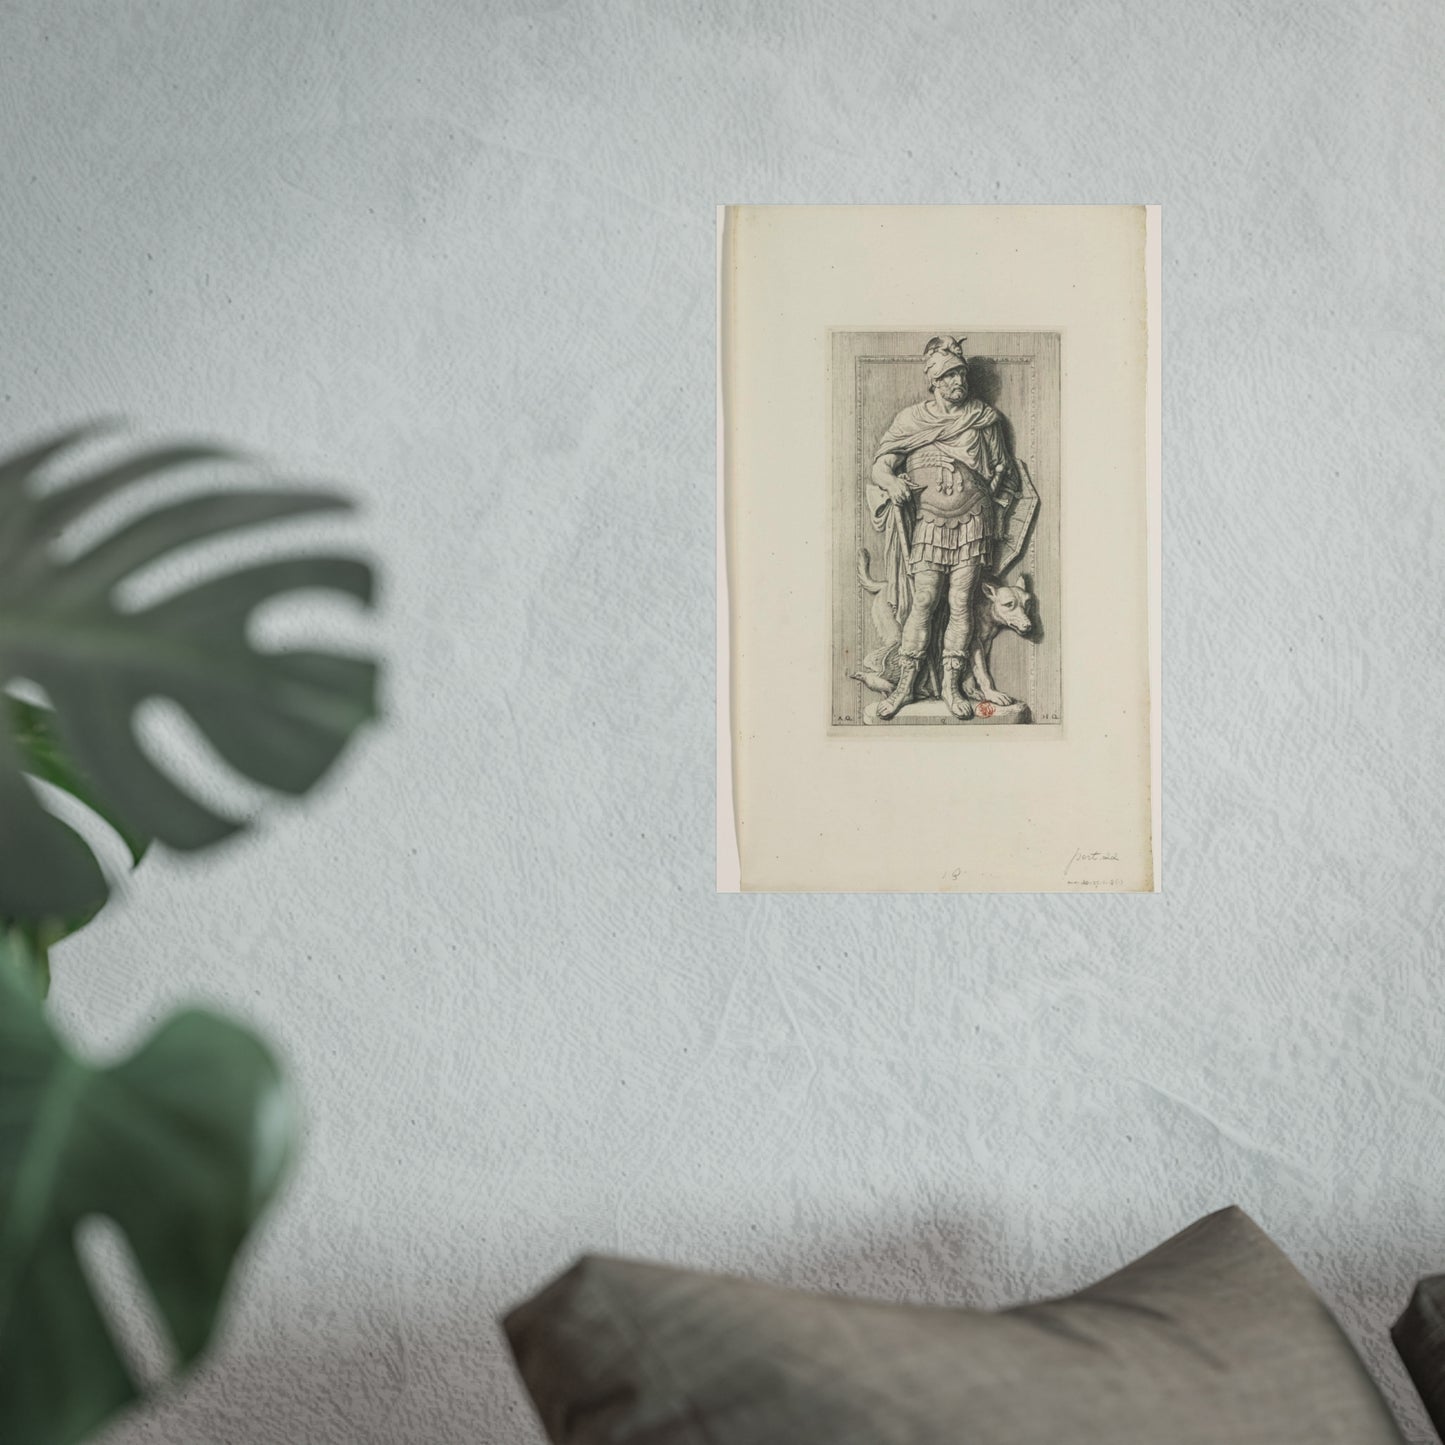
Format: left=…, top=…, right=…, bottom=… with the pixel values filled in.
left=922, top=336, right=968, bottom=381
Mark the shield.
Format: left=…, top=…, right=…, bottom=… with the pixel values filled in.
left=995, top=459, right=1039, bottom=578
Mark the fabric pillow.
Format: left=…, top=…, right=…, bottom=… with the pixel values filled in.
left=504, top=1206, right=1405, bottom=1445
left=1394, top=1275, right=1445, bottom=1441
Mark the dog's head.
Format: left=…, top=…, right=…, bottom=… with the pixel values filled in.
left=982, top=578, right=1033, bottom=635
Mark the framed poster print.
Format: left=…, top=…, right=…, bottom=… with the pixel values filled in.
left=719, top=205, right=1159, bottom=893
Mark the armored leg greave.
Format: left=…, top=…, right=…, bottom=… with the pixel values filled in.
left=942, top=558, right=980, bottom=656
left=941, top=654, right=973, bottom=720
left=899, top=569, right=944, bottom=658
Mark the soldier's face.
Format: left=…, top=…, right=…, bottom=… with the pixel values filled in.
left=936, top=366, right=968, bottom=403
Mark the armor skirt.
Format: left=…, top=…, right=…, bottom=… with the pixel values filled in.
left=908, top=512, right=989, bottom=574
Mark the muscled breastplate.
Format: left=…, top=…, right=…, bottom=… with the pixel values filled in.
left=906, top=444, right=987, bottom=520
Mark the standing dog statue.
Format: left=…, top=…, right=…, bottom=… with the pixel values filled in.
left=962, top=577, right=1033, bottom=705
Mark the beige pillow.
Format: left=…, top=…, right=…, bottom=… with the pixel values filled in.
left=505, top=1206, right=1406, bottom=1444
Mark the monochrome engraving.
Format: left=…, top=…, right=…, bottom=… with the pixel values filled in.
left=831, top=331, right=1061, bottom=727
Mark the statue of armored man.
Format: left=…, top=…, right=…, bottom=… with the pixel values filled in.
left=855, top=336, right=1038, bottom=723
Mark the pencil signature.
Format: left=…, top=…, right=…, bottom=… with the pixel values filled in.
left=1066, top=848, right=1120, bottom=874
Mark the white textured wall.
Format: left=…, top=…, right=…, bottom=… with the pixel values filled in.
left=4, top=2, right=1443, bottom=1441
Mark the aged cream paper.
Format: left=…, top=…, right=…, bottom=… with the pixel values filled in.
left=719, top=205, right=1158, bottom=893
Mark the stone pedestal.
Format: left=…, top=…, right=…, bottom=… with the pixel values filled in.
left=863, top=698, right=1031, bottom=726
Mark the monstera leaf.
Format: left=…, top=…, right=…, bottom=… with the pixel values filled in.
left=9, top=696, right=151, bottom=871
left=0, top=935, right=294, bottom=1445
left=0, top=424, right=378, bottom=925
left=3, top=698, right=153, bottom=995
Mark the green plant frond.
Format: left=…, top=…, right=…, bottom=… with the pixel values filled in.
left=0, top=428, right=380, bottom=924
left=7, top=698, right=149, bottom=867
left=0, top=729, right=110, bottom=923
left=49, top=487, right=352, bottom=605
left=0, top=925, right=51, bottom=1000
left=0, top=962, right=294, bottom=1445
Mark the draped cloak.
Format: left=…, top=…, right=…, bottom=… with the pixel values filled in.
left=866, top=396, right=1014, bottom=636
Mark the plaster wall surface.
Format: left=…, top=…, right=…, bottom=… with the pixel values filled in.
left=2, top=2, right=1442, bottom=1440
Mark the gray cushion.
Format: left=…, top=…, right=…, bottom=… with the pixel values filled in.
left=1394, top=1275, right=1445, bottom=1441
left=504, top=1206, right=1405, bottom=1444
